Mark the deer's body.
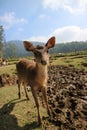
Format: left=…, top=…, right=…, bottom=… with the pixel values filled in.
left=16, top=36, right=55, bottom=124
left=16, top=58, right=48, bottom=90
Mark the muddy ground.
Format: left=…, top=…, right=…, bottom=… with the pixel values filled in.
left=42, top=65, right=87, bottom=130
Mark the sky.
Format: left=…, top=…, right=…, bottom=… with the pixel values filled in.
left=0, top=0, right=87, bottom=43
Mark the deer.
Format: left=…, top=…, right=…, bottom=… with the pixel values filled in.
left=16, top=36, right=55, bottom=124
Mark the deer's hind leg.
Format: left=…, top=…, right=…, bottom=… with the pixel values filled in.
left=23, top=82, right=29, bottom=100
left=17, top=79, right=21, bottom=99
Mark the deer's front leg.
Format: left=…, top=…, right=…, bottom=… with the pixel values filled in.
left=31, top=87, right=42, bottom=125
left=17, top=80, right=21, bottom=99
left=42, top=86, right=50, bottom=116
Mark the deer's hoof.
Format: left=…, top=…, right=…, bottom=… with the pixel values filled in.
left=18, top=93, right=21, bottom=99
left=26, top=96, right=30, bottom=100
left=38, top=117, right=42, bottom=125
left=47, top=109, right=51, bottom=116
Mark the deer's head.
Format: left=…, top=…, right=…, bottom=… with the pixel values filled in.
left=23, top=36, right=55, bottom=65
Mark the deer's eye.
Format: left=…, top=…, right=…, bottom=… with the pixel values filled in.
left=34, top=51, right=41, bottom=57
left=47, top=50, right=49, bottom=53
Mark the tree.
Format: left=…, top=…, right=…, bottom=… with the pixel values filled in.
left=0, top=25, right=5, bottom=57
left=3, top=43, right=18, bottom=58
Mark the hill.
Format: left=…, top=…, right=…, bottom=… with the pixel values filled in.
left=3, top=40, right=44, bottom=58
left=2, top=40, right=87, bottom=58
left=51, top=41, right=87, bottom=54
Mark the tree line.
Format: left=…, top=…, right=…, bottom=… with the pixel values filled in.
left=3, top=40, right=87, bottom=58
left=50, top=41, right=87, bottom=54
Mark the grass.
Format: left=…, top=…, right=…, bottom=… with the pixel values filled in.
left=0, top=64, right=16, bottom=75
left=0, top=86, right=48, bottom=130
left=50, top=53, right=87, bottom=70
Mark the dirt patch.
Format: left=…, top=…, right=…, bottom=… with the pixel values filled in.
left=44, top=65, right=87, bottom=130
left=81, top=62, right=87, bottom=67
left=0, top=73, right=17, bottom=87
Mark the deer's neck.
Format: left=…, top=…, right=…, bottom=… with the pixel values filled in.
left=36, top=63, right=48, bottom=81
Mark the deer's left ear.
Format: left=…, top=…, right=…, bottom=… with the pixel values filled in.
left=45, top=36, right=55, bottom=49
left=23, top=41, right=35, bottom=51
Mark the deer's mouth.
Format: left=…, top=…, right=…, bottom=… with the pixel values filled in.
left=41, top=60, right=47, bottom=65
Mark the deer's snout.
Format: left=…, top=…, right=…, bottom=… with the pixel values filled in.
left=41, top=59, right=47, bottom=65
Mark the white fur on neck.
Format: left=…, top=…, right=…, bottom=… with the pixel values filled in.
left=36, top=63, right=48, bottom=84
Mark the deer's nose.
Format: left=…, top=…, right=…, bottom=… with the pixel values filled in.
left=41, top=60, right=47, bottom=65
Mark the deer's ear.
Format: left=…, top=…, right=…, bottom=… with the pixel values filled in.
left=45, top=36, right=55, bottom=49
left=23, top=41, right=35, bottom=51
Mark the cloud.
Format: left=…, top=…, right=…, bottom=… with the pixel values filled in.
left=17, top=28, right=24, bottom=32
left=0, top=12, right=27, bottom=29
left=29, top=26, right=87, bottom=43
left=29, top=36, right=48, bottom=42
left=51, top=26, right=87, bottom=42
left=43, top=0, right=87, bottom=14
left=39, top=14, right=47, bottom=19
left=43, top=0, right=61, bottom=10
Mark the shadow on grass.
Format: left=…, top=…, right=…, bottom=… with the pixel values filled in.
left=23, top=121, right=41, bottom=130
left=0, top=98, right=40, bottom=130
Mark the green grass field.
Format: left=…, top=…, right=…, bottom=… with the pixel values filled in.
left=0, top=86, right=49, bottom=130
left=50, top=53, right=87, bottom=70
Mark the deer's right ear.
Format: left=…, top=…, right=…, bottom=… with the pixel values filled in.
left=23, top=41, right=35, bottom=51
left=45, top=36, right=55, bottom=49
